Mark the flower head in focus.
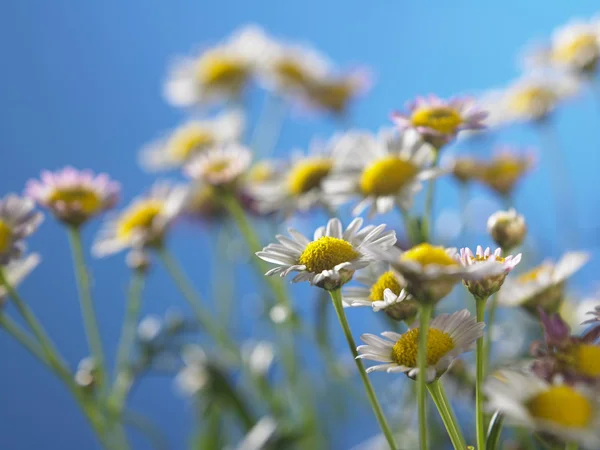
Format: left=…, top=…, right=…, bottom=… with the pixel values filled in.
left=140, top=111, right=244, bottom=172
left=93, top=182, right=188, bottom=257
left=485, top=370, right=600, bottom=449
left=184, top=143, right=252, bottom=189
left=458, top=246, right=521, bottom=300
left=25, top=167, right=119, bottom=227
left=0, top=253, right=40, bottom=304
left=487, top=209, right=527, bottom=251
left=0, top=194, right=43, bottom=265
left=323, top=129, right=440, bottom=218
left=499, top=251, right=589, bottom=315
left=391, top=95, right=487, bottom=148
left=343, top=262, right=418, bottom=322
left=357, top=309, right=484, bottom=382
left=256, top=217, right=396, bottom=290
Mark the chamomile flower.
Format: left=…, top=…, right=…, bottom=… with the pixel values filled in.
left=476, top=148, right=535, bottom=197
left=304, top=69, right=371, bottom=115
left=0, top=253, right=40, bottom=303
left=25, top=167, right=119, bottom=226
left=480, top=72, right=580, bottom=126
left=343, top=262, right=418, bottom=322
left=499, top=251, right=590, bottom=315
left=184, top=143, right=251, bottom=188
left=458, top=246, right=521, bottom=300
left=485, top=371, right=600, bottom=449
left=323, top=129, right=440, bottom=217
left=256, top=217, right=396, bottom=290
left=387, top=243, right=504, bottom=305
left=92, top=182, right=188, bottom=257
left=391, top=95, right=487, bottom=147
left=449, top=156, right=481, bottom=184
left=164, top=26, right=264, bottom=108
left=0, top=194, right=43, bottom=265
left=139, top=111, right=244, bottom=172
left=357, top=309, right=484, bottom=382
left=525, top=18, right=600, bottom=76
left=248, top=144, right=333, bottom=216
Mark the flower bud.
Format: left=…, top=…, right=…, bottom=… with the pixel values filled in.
left=487, top=209, right=526, bottom=251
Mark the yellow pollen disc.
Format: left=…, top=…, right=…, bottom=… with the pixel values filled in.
left=195, top=53, right=249, bottom=90
left=204, top=159, right=231, bottom=175
left=246, top=162, right=276, bottom=183
left=298, top=236, right=360, bottom=273
left=392, top=328, right=454, bottom=366
left=0, top=220, right=13, bottom=254
left=526, top=385, right=593, bottom=428
left=310, top=79, right=355, bottom=113
left=275, top=59, right=313, bottom=88
left=168, top=126, right=215, bottom=162
left=286, top=159, right=332, bottom=195
left=47, top=187, right=103, bottom=215
left=518, top=265, right=546, bottom=283
left=116, top=200, right=163, bottom=241
left=574, top=344, right=600, bottom=377
left=400, top=243, right=458, bottom=267
left=510, top=86, right=557, bottom=116
left=553, top=33, right=599, bottom=65
left=359, top=156, right=419, bottom=196
left=369, top=271, right=402, bottom=301
left=410, top=106, right=463, bottom=135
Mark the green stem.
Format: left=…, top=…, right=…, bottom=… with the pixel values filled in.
left=67, top=227, right=107, bottom=390
left=475, top=296, right=488, bottom=450
left=483, top=292, right=498, bottom=376
left=427, top=379, right=465, bottom=450
left=417, top=303, right=433, bottom=450
left=0, top=313, right=47, bottom=364
left=329, top=289, right=397, bottom=450
left=565, top=443, right=578, bottom=450
left=422, top=151, right=440, bottom=244
left=486, top=411, right=504, bottom=450
left=122, top=410, right=169, bottom=450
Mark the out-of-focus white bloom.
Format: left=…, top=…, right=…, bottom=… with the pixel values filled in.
left=137, top=315, right=163, bottom=343
left=234, top=416, right=278, bottom=450
left=243, top=341, right=275, bottom=376
left=269, top=305, right=290, bottom=324
left=0, top=253, right=40, bottom=303
left=0, top=194, right=43, bottom=265
left=140, top=111, right=245, bottom=172
left=174, top=345, right=208, bottom=397
left=184, top=144, right=251, bottom=187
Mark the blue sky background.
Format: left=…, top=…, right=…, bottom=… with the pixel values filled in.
left=1, top=1, right=600, bottom=449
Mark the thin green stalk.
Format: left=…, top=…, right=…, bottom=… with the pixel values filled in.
left=67, top=226, right=107, bottom=390
left=475, top=296, right=488, bottom=450
left=486, top=411, right=504, bottom=450
left=427, top=379, right=465, bottom=450
left=483, top=292, right=498, bottom=376
left=417, top=303, right=433, bottom=450
left=122, top=410, right=169, bottom=450
left=0, top=313, right=47, bottom=364
left=329, top=289, right=397, bottom=450
left=565, top=443, right=578, bottom=450
left=422, top=151, right=440, bottom=244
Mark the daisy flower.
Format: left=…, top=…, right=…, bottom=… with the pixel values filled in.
left=357, top=309, right=484, bottom=382
left=139, top=111, right=244, bottom=172
left=184, top=143, right=251, bottom=189
left=343, top=262, right=418, bottom=322
left=0, top=253, right=40, bottom=303
left=247, top=143, right=333, bottom=216
left=25, top=167, right=119, bottom=227
left=182, top=183, right=226, bottom=222
left=499, top=251, right=589, bottom=315
left=92, top=182, right=188, bottom=257
left=0, top=194, right=43, bottom=265
left=256, top=217, right=396, bottom=290
left=164, top=26, right=266, bottom=108
left=485, top=371, right=600, bottom=449
left=323, top=129, right=440, bottom=217
left=303, top=68, right=371, bottom=115
left=391, top=95, right=487, bottom=147
left=480, top=72, right=580, bottom=126
left=387, top=243, right=504, bottom=305
left=458, top=246, right=522, bottom=300
left=487, top=209, right=527, bottom=251
left=449, top=156, right=481, bottom=184
left=476, top=147, right=535, bottom=197
left=525, top=18, right=600, bottom=76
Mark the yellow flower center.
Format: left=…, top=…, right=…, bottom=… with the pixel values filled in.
left=553, top=33, right=599, bottom=65
left=510, top=86, right=557, bottom=116
left=574, top=344, right=600, bottom=377
left=287, top=159, right=332, bottom=195
left=275, top=59, right=313, bottom=88
left=298, top=236, right=360, bottom=273
left=47, top=187, right=103, bottom=215
left=310, top=79, right=355, bottom=113
left=204, top=159, right=231, bottom=175
left=392, top=328, right=454, bottom=366
left=369, top=271, right=402, bottom=301
left=116, top=200, right=163, bottom=241
left=359, top=156, right=419, bottom=196
left=411, top=106, right=463, bottom=135
left=0, top=220, right=13, bottom=254
left=400, top=243, right=459, bottom=267
left=518, top=265, right=546, bottom=283
left=168, top=126, right=215, bottom=162
left=195, top=53, right=249, bottom=90
left=526, top=385, right=593, bottom=428
left=246, top=162, right=276, bottom=183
